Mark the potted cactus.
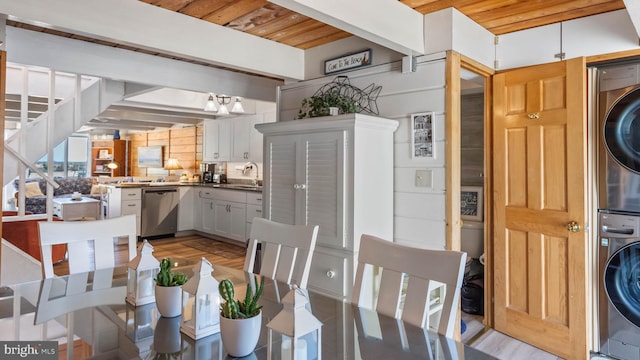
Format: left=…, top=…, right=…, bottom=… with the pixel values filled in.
left=218, top=276, right=264, bottom=357
left=154, top=258, right=188, bottom=318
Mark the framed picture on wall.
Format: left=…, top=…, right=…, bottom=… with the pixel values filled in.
left=411, top=112, right=435, bottom=158
left=461, top=186, right=483, bottom=221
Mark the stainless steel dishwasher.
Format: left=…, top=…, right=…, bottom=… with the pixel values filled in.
left=141, top=187, right=179, bottom=238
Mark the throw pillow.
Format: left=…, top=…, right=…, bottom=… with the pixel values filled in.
left=25, top=182, right=44, bottom=198
left=90, top=184, right=101, bottom=195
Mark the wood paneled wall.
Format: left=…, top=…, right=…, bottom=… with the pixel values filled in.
left=129, top=125, right=203, bottom=177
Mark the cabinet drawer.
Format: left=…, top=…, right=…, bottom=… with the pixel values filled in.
left=308, top=251, right=347, bottom=299
left=246, top=204, right=263, bottom=223
left=246, top=192, right=263, bottom=205
left=214, top=189, right=246, bottom=203
left=121, top=188, right=141, bottom=200
left=198, top=189, right=216, bottom=200
left=121, top=200, right=141, bottom=217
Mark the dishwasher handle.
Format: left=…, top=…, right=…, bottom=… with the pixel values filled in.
left=144, top=188, right=178, bottom=194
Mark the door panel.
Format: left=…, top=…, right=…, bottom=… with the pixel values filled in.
left=302, top=132, right=344, bottom=249
left=266, top=136, right=297, bottom=225
left=493, top=58, right=587, bottom=360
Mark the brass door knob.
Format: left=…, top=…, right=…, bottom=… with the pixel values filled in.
left=527, top=113, right=540, bottom=120
left=566, top=221, right=580, bottom=233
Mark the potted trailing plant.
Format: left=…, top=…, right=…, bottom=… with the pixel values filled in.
left=297, top=90, right=359, bottom=119
left=218, top=276, right=265, bottom=357
left=154, top=258, right=188, bottom=318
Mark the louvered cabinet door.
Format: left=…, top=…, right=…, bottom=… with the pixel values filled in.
left=265, top=135, right=298, bottom=225
left=300, top=131, right=345, bottom=249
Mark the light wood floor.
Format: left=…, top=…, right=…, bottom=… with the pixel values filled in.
left=52, top=233, right=246, bottom=276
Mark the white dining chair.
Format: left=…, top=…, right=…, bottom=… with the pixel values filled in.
left=352, top=234, right=467, bottom=338
left=38, top=214, right=138, bottom=278
left=244, top=218, right=319, bottom=288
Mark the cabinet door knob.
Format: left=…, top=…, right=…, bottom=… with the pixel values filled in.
left=299, top=184, right=307, bottom=190
left=326, top=270, right=336, bottom=279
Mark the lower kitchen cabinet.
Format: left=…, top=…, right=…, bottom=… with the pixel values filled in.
left=177, top=186, right=195, bottom=231
left=213, top=200, right=246, bottom=242
left=196, top=190, right=216, bottom=233
left=195, top=187, right=249, bottom=244
left=245, top=192, right=263, bottom=242
left=104, top=186, right=142, bottom=236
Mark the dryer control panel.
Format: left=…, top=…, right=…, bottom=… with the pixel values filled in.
left=599, top=212, right=639, bottom=238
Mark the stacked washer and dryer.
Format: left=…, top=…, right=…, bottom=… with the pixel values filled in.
left=597, top=62, right=640, bottom=360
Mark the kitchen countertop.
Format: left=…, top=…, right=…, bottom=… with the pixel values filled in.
left=101, top=181, right=263, bottom=192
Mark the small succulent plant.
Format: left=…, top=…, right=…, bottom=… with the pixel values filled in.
left=219, top=276, right=264, bottom=319
left=155, top=258, right=188, bottom=287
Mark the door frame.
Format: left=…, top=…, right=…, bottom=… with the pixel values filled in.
left=445, top=51, right=495, bottom=326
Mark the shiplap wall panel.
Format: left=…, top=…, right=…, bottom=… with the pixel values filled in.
left=394, top=217, right=446, bottom=249
left=279, top=56, right=448, bottom=249
left=394, top=167, right=446, bottom=193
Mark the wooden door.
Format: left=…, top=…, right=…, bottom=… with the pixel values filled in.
left=493, top=57, right=588, bottom=359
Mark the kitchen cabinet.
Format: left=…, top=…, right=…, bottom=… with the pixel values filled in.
left=104, top=186, right=142, bottom=235
left=245, top=192, right=263, bottom=242
left=196, top=189, right=216, bottom=233
left=213, top=200, right=246, bottom=242
left=230, top=116, right=252, bottom=161
left=203, top=120, right=231, bottom=162
left=195, top=188, right=247, bottom=244
left=256, top=114, right=398, bottom=301
left=177, top=186, right=195, bottom=232
left=205, top=110, right=276, bottom=163
left=230, top=112, right=275, bottom=162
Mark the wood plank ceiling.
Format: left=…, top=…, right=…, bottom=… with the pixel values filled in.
left=141, top=0, right=627, bottom=49
left=3, top=0, right=628, bottom=132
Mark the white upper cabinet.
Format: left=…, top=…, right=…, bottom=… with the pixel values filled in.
left=203, top=119, right=231, bottom=162
left=205, top=107, right=276, bottom=163
left=230, top=116, right=252, bottom=161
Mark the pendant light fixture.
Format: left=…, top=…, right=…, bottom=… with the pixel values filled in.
left=203, top=93, right=217, bottom=112
left=231, top=97, right=245, bottom=113
left=216, top=95, right=230, bottom=115
left=203, top=93, right=245, bottom=114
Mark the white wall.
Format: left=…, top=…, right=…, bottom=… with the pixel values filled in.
left=424, top=8, right=494, bottom=70
left=279, top=52, right=449, bottom=250
left=303, top=36, right=404, bottom=80
left=496, top=10, right=639, bottom=70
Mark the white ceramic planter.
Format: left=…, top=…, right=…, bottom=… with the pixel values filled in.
left=220, top=311, right=262, bottom=358
left=155, top=284, right=183, bottom=318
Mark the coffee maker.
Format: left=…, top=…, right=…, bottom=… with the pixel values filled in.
left=200, top=163, right=216, bottom=183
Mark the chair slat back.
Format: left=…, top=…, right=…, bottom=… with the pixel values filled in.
left=244, top=218, right=319, bottom=288
left=38, top=215, right=138, bottom=278
left=352, top=234, right=467, bottom=338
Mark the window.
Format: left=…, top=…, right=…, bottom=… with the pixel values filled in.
left=32, top=135, right=89, bottom=178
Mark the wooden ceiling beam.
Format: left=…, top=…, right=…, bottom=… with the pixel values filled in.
left=270, top=0, right=424, bottom=55
left=0, top=0, right=304, bottom=80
